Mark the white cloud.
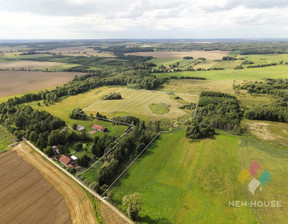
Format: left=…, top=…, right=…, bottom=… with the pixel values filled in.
left=0, top=0, right=287, bottom=38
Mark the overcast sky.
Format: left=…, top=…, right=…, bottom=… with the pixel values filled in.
left=0, top=0, right=287, bottom=39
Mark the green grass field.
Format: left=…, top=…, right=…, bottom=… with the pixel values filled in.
left=111, top=128, right=260, bottom=224
left=155, top=65, right=288, bottom=80
left=149, top=103, right=170, bottom=114
left=38, top=63, right=80, bottom=71
left=149, top=58, right=182, bottom=66
left=238, top=136, right=288, bottom=224
left=243, top=54, right=288, bottom=65
left=0, top=125, right=15, bottom=152
left=29, top=86, right=128, bottom=137
left=85, top=88, right=195, bottom=121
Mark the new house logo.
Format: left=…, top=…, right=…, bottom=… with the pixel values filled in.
left=238, top=160, right=272, bottom=195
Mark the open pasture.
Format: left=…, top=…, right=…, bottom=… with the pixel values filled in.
left=124, top=50, right=229, bottom=60
left=0, top=149, right=72, bottom=224
left=85, top=88, right=198, bottom=120
left=0, top=71, right=82, bottom=98
left=155, top=65, right=288, bottom=80
left=112, top=129, right=259, bottom=223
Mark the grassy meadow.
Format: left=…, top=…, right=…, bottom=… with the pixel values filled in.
left=0, top=125, right=15, bottom=152
left=29, top=86, right=128, bottom=137
left=111, top=128, right=260, bottom=223
left=155, top=65, right=288, bottom=80
left=85, top=88, right=196, bottom=121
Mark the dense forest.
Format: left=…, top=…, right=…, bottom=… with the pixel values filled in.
left=237, top=79, right=288, bottom=122
left=186, top=91, right=243, bottom=139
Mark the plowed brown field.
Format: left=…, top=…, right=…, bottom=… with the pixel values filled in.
left=0, top=150, right=71, bottom=224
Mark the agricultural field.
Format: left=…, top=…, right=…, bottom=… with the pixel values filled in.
left=0, top=60, right=70, bottom=70
left=13, top=143, right=98, bottom=224
left=125, top=50, right=229, bottom=60
left=155, top=65, right=288, bottom=80
left=160, top=79, right=275, bottom=107
left=243, top=54, right=288, bottom=65
left=85, top=88, right=198, bottom=121
left=41, top=46, right=115, bottom=57
left=194, top=60, right=242, bottom=70
left=0, top=71, right=82, bottom=98
left=0, top=149, right=72, bottom=224
left=111, top=128, right=262, bottom=223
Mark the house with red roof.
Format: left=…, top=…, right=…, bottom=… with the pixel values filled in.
left=59, top=155, right=72, bottom=167
left=92, top=124, right=107, bottom=132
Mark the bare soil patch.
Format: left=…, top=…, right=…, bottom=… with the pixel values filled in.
left=14, top=143, right=97, bottom=224
left=0, top=60, right=66, bottom=70
left=0, top=149, right=71, bottom=224
left=124, top=50, right=229, bottom=60
left=0, top=71, right=83, bottom=98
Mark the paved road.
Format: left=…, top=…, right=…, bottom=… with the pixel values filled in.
left=24, top=139, right=134, bottom=224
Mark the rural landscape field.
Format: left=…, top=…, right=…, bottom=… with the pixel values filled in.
left=1, top=39, right=288, bottom=224
left=1, top=1, right=288, bottom=223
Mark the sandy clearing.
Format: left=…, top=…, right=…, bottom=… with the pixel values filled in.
left=14, top=143, right=97, bottom=224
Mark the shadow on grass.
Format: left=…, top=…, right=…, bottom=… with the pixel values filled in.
left=139, top=215, right=171, bottom=224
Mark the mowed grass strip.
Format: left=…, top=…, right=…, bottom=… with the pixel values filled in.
left=86, top=88, right=190, bottom=120
left=112, top=129, right=258, bottom=223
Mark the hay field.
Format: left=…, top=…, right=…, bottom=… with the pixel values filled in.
left=124, top=50, right=229, bottom=60
left=0, top=71, right=82, bottom=98
left=85, top=88, right=197, bottom=120
left=0, top=149, right=72, bottom=224
left=0, top=60, right=67, bottom=70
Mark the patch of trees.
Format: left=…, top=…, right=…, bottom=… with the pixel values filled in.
left=186, top=118, right=215, bottom=139
left=222, top=56, right=237, bottom=60
left=169, top=76, right=207, bottom=80
left=0, top=104, right=65, bottom=150
left=93, top=121, right=156, bottom=193
left=122, top=193, right=142, bottom=221
left=247, top=63, right=278, bottom=68
left=111, top=116, right=140, bottom=125
left=69, top=108, right=87, bottom=120
left=179, top=103, right=196, bottom=110
left=183, top=56, right=194, bottom=59
left=103, top=92, right=122, bottom=100
left=238, top=79, right=288, bottom=123
left=186, top=91, right=243, bottom=139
